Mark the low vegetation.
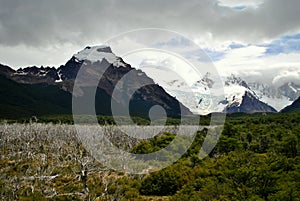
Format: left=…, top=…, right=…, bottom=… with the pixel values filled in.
left=0, top=112, right=300, bottom=200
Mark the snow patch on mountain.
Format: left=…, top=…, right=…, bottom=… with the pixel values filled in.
left=288, top=82, right=297, bottom=93
left=55, top=70, right=63, bottom=83
left=14, top=71, right=28, bottom=76
left=74, top=46, right=125, bottom=67
left=223, top=85, right=248, bottom=107
left=248, top=82, right=292, bottom=111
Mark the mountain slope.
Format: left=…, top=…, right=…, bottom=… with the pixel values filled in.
left=0, top=73, right=134, bottom=119
left=281, top=96, right=300, bottom=113
left=225, top=91, right=277, bottom=113
left=0, top=75, right=72, bottom=118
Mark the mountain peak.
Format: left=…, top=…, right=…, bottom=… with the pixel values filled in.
left=73, top=45, right=125, bottom=67
left=225, top=74, right=249, bottom=89
left=85, top=45, right=112, bottom=53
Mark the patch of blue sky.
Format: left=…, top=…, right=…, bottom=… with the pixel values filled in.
left=229, top=43, right=246, bottom=49
left=185, top=48, right=226, bottom=62
left=263, top=33, right=300, bottom=56
left=232, top=5, right=247, bottom=10
left=204, top=49, right=226, bottom=61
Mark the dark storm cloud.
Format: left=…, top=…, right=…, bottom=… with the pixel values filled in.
left=0, top=0, right=300, bottom=48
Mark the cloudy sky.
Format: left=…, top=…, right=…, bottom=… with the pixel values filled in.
left=0, top=0, right=300, bottom=85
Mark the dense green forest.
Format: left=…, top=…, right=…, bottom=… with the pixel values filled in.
left=130, top=113, right=300, bottom=200
left=0, top=112, right=299, bottom=200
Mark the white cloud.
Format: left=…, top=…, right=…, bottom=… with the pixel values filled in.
left=124, top=50, right=203, bottom=86
left=272, top=70, right=300, bottom=87
left=211, top=44, right=300, bottom=84
left=1, top=0, right=300, bottom=67
left=214, top=45, right=266, bottom=75
left=0, top=43, right=79, bottom=68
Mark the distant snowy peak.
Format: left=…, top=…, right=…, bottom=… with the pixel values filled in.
left=164, top=76, right=211, bottom=94
left=279, top=82, right=300, bottom=101
left=73, top=46, right=125, bottom=67
left=248, top=82, right=280, bottom=99
left=217, top=75, right=277, bottom=113
left=201, top=72, right=215, bottom=88
left=223, top=75, right=259, bottom=103
left=225, top=74, right=250, bottom=89
left=225, top=91, right=277, bottom=113
left=154, top=73, right=275, bottom=114
left=165, top=79, right=187, bottom=89
left=248, top=81, right=300, bottom=111
left=191, top=73, right=214, bottom=90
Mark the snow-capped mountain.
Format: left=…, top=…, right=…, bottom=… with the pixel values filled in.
left=148, top=72, right=214, bottom=114
left=1, top=45, right=299, bottom=115
left=221, top=75, right=276, bottom=113
left=73, top=46, right=125, bottom=67
left=4, top=46, right=129, bottom=84
left=248, top=82, right=292, bottom=111
left=217, top=74, right=276, bottom=113
left=143, top=72, right=277, bottom=114
left=248, top=81, right=300, bottom=111
left=280, top=80, right=300, bottom=114
left=0, top=45, right=192, bottom=118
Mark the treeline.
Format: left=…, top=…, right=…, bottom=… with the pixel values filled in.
left=2, top=114, right=213, bottom=126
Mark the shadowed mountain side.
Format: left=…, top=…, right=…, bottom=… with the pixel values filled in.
left=281, top=96, right=300, bottom=113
